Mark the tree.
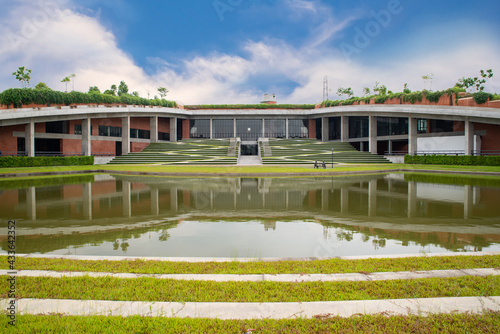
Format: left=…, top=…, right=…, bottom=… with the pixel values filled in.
left=61, top=74, right=76, bottom=92
left=403, top=83, right=411, bottom=94
left=373, top=82, right=387, bottom=96
left=35, top=82, right=50, bottom=90
left=118, top=81, right=128, bottom=96
left=456, top=69, right=494, bottom=93
left=104, top=84, right=117, bottom=96
left=12, top=66, right=32, bottom=88
left=157, top=87, right=169, bottom=99
left=131, top=91, right=139, bottom=97
left=422, top=73, right=434, bottom=91
left=88, top=86, right=100, bottom=94
left=337, top=87, right=354, bottom=98
left=363, top=87, right=371, bottom=96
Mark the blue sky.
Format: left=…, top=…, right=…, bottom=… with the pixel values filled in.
left=0, top=0, right=499, bottom=104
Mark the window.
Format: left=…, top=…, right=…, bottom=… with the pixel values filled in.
left=288, top=119, right=309, bottom=138
left=265, top=119, right=286, bottom=138
left=417, top=119, right=428, bottom=133
left=189, top=119, right=210, bottom=138
left=212, top=119, right=234, bottom=138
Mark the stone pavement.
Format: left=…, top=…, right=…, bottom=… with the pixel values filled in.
left=1, top=268, right=498, bottom=282
left=2, top=297, right=499, bottom=319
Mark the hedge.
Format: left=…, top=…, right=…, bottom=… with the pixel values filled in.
left=403, top=173, right=500, bottom=187
left=184, top=104, right=316, bottom=110
left=404, top=155, right=500, bottom=166
left=0, top=156, right=94, bottom=168
left=0, top=88, right=177, bottom=108
left=0, top=175, right=95, bottom=190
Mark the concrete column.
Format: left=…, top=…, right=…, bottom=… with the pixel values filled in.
left=170, top=187, right=178, bottom=211
left=409, top=117, right=418, bottom=155
left=122, top=180, right=131, bottom=218
left=83, top=182, right=92, bottom=220
left=360, top=142, right=365, bottom=152
left=170, top=117, right=177, bottom=142
left=262, top=118, right=265, bottom=138
left=210, top=118, right=213, bottom=139
left=25, top=119, right=35, bottom=157
left=341, top=115, right=349, bottom=142
left=341, top=187, right=349, bottom=214
left=233, top=118, right=237, bottom=138
left=26, top=187, right=36, bottom=220
left=122, top=116, right=130, bottom=154
left=322, top=117, right=329, bottom=142
left=369, top=115, right=377, bottom=154
left=388, top=140, right=393, bottom=155
left=150, top=116, right=158, bottom=143
left=151, top=187, right=159, bottom=216
left=82, top=117, right=91, bottom=156
left=408, top=181, right=417, bottom=218
left=368, top=179, right=377, bottom=217
left=465, top=118, right=474, bottom=156
left=321, top=189, right=328, bottom=211
left=464, top=185, right=473, bottom=219
left=285, top=117, right=289, bottom=139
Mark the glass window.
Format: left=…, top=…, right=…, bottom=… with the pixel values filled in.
left=236, top=119, right=262, bottom=140
left=213, top=119, right=234, bottom=138
left=328, top=117, right=341, bottom=140
left=189, top=119, right=210, bottom=138
left=349, top=116, right=368, bottom=139
left=74, top=124, right=82, bottom=135
left=417, top=119, right=428, bottom=133
left=265, top=119, right=286, bottom=138
left=288, top=119, right=309, bottom=138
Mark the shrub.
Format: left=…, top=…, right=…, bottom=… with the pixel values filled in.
left=404, top=155, right=500, bottom=166
left=473, top=91, right=493, bottom=105
left=0, top=156, right=94, bottom=168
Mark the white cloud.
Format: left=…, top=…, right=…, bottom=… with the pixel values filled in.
left=0, top=1, right=499, bottom=106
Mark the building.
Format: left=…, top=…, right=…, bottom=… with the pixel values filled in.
left=1, top=95, right=500, bottom=160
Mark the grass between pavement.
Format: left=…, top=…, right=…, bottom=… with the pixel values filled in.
left=1, top=275, right=499, bottom=303
left=4, top=312, right=499, bottom=334
left=2, top=255, right=499, bottom=275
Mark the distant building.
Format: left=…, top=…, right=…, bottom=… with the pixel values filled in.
left=261, top=93, right=277, bottom=105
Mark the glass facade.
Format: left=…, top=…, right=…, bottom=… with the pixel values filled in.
left=328, top=117, right=341, bottom=140
left=265, top=119, right=286, bottom=138
left=417, top=119, right=428, bottom=134
left=212, top=119, right=234, bottom=138
left=288, top=119, right=309, bottom=138
left=189, top=119, right=210, bottom=138
left=349, top=116, right=368, bottom=139
left=236, top=119, right=262, bottom=140
left=377, top=117, right=408, bottom=136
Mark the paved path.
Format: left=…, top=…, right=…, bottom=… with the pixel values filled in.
left=2, top=268, right=498, bottom=282
left=237, top=156, right=262, bottom=165
left=2, top=297, right=499, bottom=319
left=13, top=251, right=500, bottom=262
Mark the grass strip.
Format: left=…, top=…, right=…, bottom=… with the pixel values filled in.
left=4, top=312, right=500, bottom=334
left=2, top=275, right=499, bottom=303
left=2, top=255, right=499, bottom=275
left=2, top=164, right=500, bottom=176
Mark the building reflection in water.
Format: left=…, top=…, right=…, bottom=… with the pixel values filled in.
left=1, top=173, right=499, bottom=256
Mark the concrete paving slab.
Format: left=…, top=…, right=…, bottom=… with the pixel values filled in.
left=2, top=268, right=498, bottom=282
left=2, top=297, right=499, bottom=319
left=14, top=251, right=500, bottom=263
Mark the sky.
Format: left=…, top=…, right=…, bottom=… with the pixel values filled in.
left=0, top=0, right=499, bottom=104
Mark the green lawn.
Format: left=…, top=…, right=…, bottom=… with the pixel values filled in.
left=2, top=254, right=499, bottom=275
left=1, top=163, right=500, bottom=176
left=6, top=312, right=499, bottom=334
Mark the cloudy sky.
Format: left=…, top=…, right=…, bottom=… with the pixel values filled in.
left=0, top=0, right=499, bottom=104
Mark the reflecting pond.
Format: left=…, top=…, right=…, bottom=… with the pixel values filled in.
left=1, top=173, right=500, bottom=258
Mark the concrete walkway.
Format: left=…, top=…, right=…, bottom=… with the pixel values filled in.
left=237, top=156, right=262, bottom=165
left=13, top=251, right=500, bottom=262
left=2, top=268, right=498, bottom=282
left=2, top=297, right=499, bottom=319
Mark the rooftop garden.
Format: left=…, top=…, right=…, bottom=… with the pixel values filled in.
left=183, top=104, right=316, bottom=110
left=321, top=70, right=498, bottom=108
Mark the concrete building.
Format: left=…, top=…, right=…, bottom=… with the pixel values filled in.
left=1, top=98, right=500, bottom=160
